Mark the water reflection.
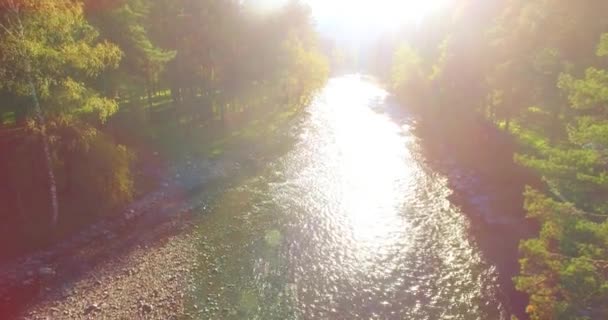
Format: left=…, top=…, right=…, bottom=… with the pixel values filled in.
left=288, top=76, right=415, bottom=273
left=188, top=75, right=508, bottom=319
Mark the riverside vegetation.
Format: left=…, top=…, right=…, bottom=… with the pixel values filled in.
left=3, top=0, right=608, bottom=319
left=375, top=0, right=608, bottom=319
left=0, top=0, right=328, bottom=254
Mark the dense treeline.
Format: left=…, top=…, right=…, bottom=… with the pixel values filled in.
left=0, top=0, right=327, bottom=251
left=380, top=0, right=608, bottom=318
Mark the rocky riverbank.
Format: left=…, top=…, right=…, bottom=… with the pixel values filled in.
left=0, top=107, right=298, bottom=319
left=0, top=152, right=257, bottom=319
left=412, top=117, right=539, bottom=320
left=23, top=231, right=201, bottom=320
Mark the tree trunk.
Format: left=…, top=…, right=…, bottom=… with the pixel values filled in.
left=146, top=83, right=153, bottom=110
left=64, top=152, right=73, bottom=195
left=30, top=81, right=59, bottom=229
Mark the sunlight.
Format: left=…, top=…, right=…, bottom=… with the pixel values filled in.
left=307, top=0, right=448, bottom=29
left=319, top=76, right=416, bottom=265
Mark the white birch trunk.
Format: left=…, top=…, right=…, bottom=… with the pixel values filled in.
left=30, top=81, right=59, bottom=228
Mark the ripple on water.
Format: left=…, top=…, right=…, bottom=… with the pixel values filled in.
left=189, top=75, right=509, bottom=320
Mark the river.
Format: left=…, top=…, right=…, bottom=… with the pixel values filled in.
left=185, top=75, right=522, bottom=319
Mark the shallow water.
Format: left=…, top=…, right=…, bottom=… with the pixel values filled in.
left=186, top=75, right=513, bottom=319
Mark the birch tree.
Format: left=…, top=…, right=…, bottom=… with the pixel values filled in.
left=0, top=0, right=121, bottom=229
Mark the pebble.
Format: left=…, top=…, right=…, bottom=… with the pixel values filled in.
left=84, top=303, right=101, bottom=315
left=141, top=303, right=154, bottom=313
left=5, top=158, right=223, bottom=319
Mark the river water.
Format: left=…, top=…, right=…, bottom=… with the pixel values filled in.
left=187, top=75, right=516, bottom=319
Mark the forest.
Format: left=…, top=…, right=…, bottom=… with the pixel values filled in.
left=1, top=0, right=608, bottom=319
left=0, top=0, right=327, bottom=250
left=378, top=0, right=608, bottom=319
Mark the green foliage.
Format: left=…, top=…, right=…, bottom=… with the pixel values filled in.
left=88, top=0, right=175, bottom=99
left=382, top=1, right=608, bottom=318
left=278, top=34, right=329, bottom=105
left=0, top=0, right=128, bottom=233
left=596, top=33, right=608, bottom=57
left=57, top=121, right=134, bottom=214
left=516, top=189, right=608, bottom=320
left=391, top=44, right=425, bottom=98
left=559, top=69, right=608, bottom=111
left=0, top=0, right=122, bottom=117
left=0, top=0, right=327, bottom=241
